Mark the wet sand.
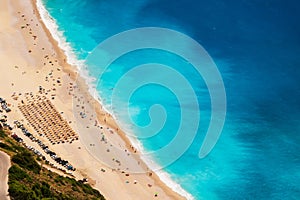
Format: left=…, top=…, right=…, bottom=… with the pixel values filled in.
left=0, top=0, right=186, bottom=199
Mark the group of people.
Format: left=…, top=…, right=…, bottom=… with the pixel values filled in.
left=0, top=98, right=11, bottom=113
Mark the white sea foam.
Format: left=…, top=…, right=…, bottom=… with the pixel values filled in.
left=36, top=0, right=81, bottom=67
left=35, top=1, right=194, bottom=199
left=36, top=0, right=105, bottom=108
left=156, top=170, right=195, bottom=200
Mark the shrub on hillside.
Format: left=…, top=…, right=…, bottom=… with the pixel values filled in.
left=12, top=151, right=41, bottom=174
left=8, top=165, right=31, bottom=181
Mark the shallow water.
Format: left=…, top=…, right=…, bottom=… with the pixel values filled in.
left=42, top=0, right=300, bottom=199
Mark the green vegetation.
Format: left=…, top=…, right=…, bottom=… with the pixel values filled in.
left=11, top=151, right=41, bottom=174
left=0, top=129, right=105, bottom=200
left=9, top=165, right=31, bottom=181
left=0, top=130, right=26, bottom=154
left=0, top=129, right=6, bottom=138
left=0, top=142, right=14, bottom=151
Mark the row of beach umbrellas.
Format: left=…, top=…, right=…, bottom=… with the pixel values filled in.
left=18, top=96, right=78, bottom=145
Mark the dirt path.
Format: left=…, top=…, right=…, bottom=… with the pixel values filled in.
left=0, top=151, right=10, bottom=200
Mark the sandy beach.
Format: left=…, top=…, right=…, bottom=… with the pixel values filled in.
left=0, top=0, right=186, bottom=199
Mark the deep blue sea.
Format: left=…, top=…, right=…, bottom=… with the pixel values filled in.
left=41, top=0, right=300, bottom=199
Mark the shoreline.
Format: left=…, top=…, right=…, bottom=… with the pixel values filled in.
left=33, top=0, right=194, bottom=199
left=1, top=0, right=191, bottom=199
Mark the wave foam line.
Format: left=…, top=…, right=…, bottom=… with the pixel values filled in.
left=35, top=1, right=194, bottom=199
left=36, top=0, right=105, bottom=109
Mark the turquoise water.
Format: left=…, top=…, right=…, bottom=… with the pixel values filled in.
left=42, top=0, right=300, bottom=199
